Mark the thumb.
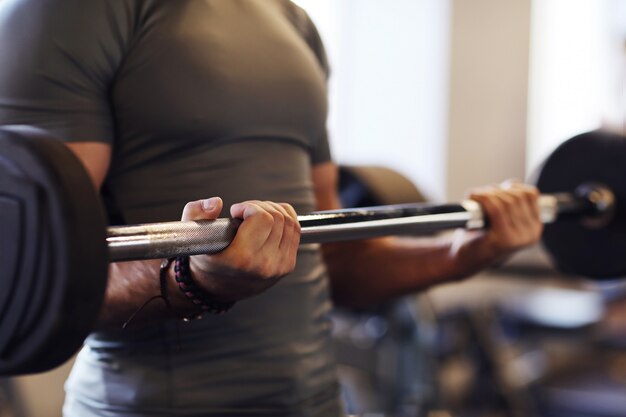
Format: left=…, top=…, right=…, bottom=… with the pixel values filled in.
left=181, top=197, right=223, bottom=221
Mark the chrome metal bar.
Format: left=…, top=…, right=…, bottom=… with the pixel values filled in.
left=107, top=188, right=614, bottom=262
left=299, top=211, right=474, bottom=245
left=108, top=219, right=239, bottom=262
left=107, top=208, right=474, bottom=262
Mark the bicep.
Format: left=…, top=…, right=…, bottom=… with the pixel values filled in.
left=65, top=142, right=111, bottom=190
left=0, top=0, right=125, bottom=147
left=312, top=162, right=342, bottom=211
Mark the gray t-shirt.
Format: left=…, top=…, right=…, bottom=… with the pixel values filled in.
left=0, top=0, right=341, bottom=415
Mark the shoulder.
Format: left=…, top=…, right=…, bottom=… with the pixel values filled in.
left=0, top=0, right=147, bottom=85
left=0, top=0, right=144, bottom=52
left=0, top=0, right=149, bottom=142
left=280, top=1, right=313, bottom=35
left=280, top=0, right=321, bottom=46
left=0, top=0, right=137, bottom=26
left=278, top=0, right=330, bottom=78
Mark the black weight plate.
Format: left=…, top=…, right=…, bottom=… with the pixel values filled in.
left=0, top=126, right=109, bottom=375
left=534, top=130, right=626, bottom=279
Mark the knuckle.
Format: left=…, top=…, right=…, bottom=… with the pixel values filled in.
left=272, top=208, right=286, bottom=223
left=279, top=202, right=294, bottom=212
left=182, top=200, right=198, bottom=214
left=526, top=186, right=540, bottom=196
left=471, top=189, right=488, bottom=198
left=283, top=215, right=298, bottom=230
left=502, top=189, right=518, bottom=200
left=272, top=216, right=286, bottom=232
left=526, top=190, right=539, bottom=204
left=292, top=225, right=302, bottom=241
left=258, top=210, right=275, bottom=225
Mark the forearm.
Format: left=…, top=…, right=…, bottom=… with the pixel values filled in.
left=96, top=260, right=196, bottom=330
left=324, top=231, right=504, bottom=308
left=97, top=199, right=301, bottom=329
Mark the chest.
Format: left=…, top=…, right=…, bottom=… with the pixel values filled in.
left=112, top=0, right=327, bottom=144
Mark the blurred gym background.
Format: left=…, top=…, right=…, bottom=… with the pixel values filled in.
left=3, top=0, right=626, bottom=416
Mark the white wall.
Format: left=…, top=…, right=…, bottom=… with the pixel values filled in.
left=527, top=0, right=619, bottom=173
left=302, top=0, right=624, bottom=200
left=299, top=0, right=532, bottom=201
left=295, top=0, right=452, bottom=201
left=446, top=0, right=532, bottom=200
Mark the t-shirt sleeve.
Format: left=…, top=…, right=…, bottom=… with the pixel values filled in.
left=284, top=2, right=333, bottom=165
left=0, top=0, right=135, bottom=144
left=312, top=129, right=332, bottom=166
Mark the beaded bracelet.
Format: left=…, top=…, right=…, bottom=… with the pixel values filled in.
left=173, top=256, right=235, bottom=320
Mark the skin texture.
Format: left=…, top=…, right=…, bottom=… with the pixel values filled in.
left=312, top=162, right=542, bottom=308
left=183, top=198, right=301, bottom=302
left=67, top=142, right=301, bottom=327
left=66, top=142, right=542, bottom=325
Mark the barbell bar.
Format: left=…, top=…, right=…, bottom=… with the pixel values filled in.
left=106, top=190, right=609, bottom=262
left=1, top=126, right=626, bottom=376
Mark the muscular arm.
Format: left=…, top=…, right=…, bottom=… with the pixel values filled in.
left=314, top=162, right=542, bottom=308
left=65, top=143, right=197, bottom=327
left=66, top=142, right=300, bottom=329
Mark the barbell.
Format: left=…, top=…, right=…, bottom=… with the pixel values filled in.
left=1, top=126, right=626, bottom=376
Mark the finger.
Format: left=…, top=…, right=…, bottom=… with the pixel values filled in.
left=278, top=203, right=301, bottom=253
left=469, top=189, right=509, bottom=231
left=497, top=189, right=532, bottom=228
left=500, top=182, right=540, bottom=202
left=181, top=197, right=223, bottom=221
left=501, top=178, right=523, bottom=190
left=490, top=187, right=543, bottom=245
left=520, top=185, right=541, bottom=223
left=500, top=185, right=541, bottom=227
left=226, top=201, right=299, bottom=277
left=258, top=202, right=299, bottom=276
left=274, top=203, right=300, bottom=270
left=514, top=186, right=543, bottom=237
left=492, top=191, right=522, bottom=229
left=233, top=201, right=298, bottom=251
left=280, top=203, right=299, bottom=221
left=247, top=202, right=300, bottom=276
left=230, top=200, right=260, bottom=220
left=229, top=201, right=274, bottom=249
left=255, top=201, right=287, bottom=249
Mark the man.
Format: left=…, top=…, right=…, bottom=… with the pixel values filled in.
left=0, top=0, right=541, bottom=415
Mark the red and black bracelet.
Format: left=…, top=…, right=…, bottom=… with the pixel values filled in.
left=173, top=256, right=235, bottom=320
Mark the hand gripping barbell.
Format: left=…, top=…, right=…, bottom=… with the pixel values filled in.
left=1, top=126, right=625, bottom=376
